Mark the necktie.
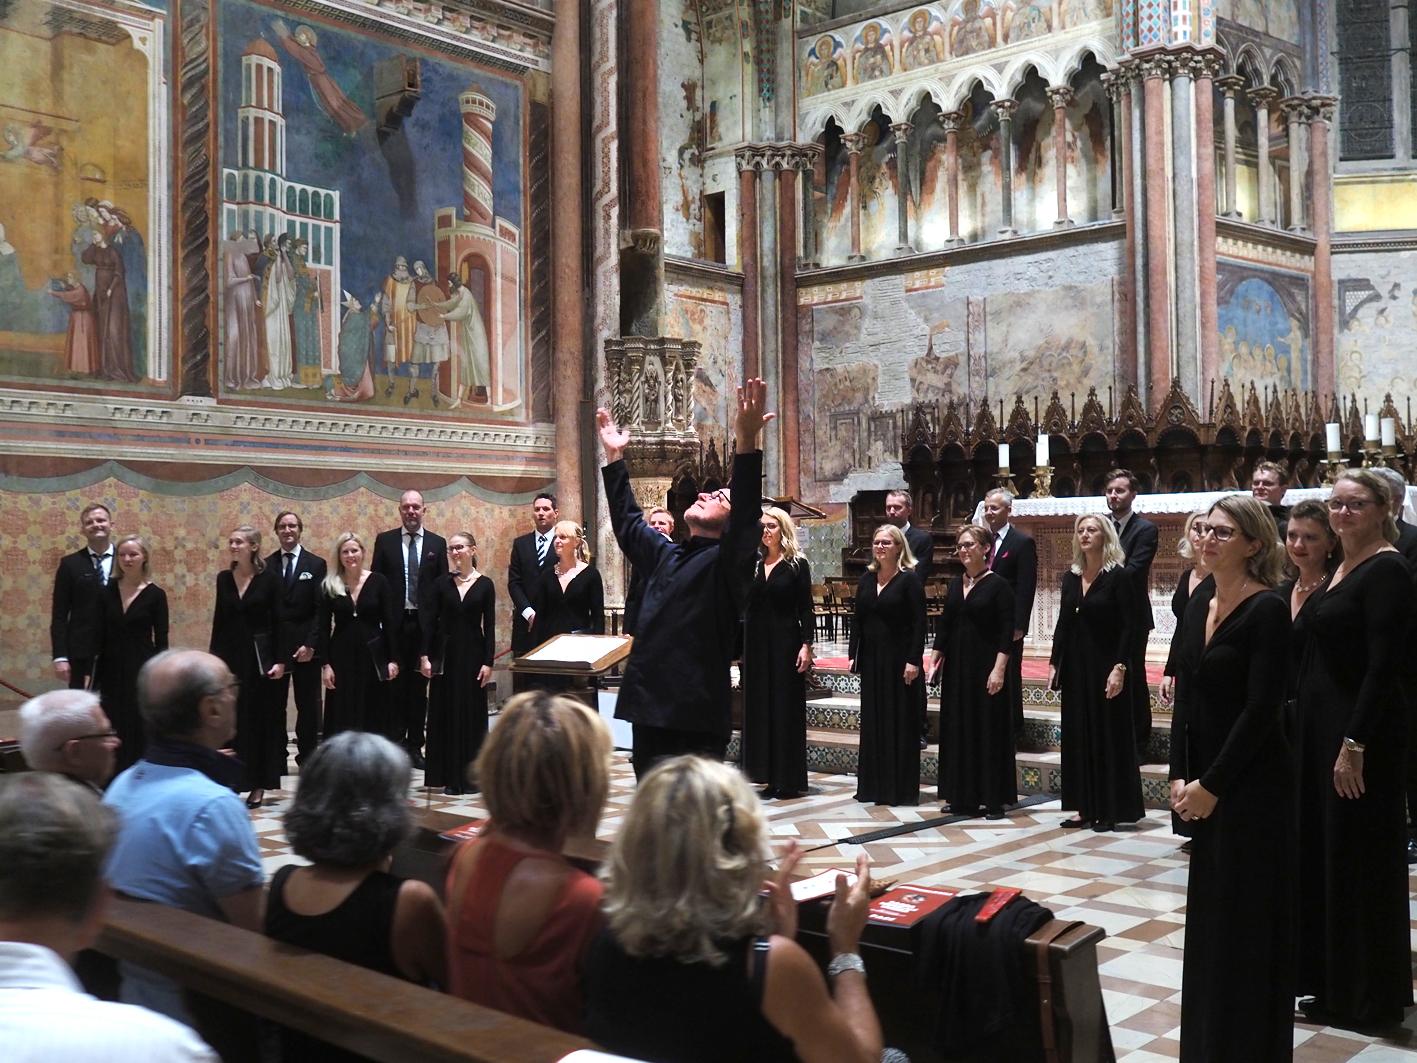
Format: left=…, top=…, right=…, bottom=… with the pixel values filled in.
left=536, top=533, right=548, bottom=563
left=406, top=533, right=419, bottom=608
left=283, top=552, right=295, bottom=584
left=92, top=551, right=110, bottom=585
left=989, top=535, right=1002, bottom=570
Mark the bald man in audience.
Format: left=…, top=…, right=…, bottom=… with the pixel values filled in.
left=0, top=773, right=217, bottom=1061
left=17, top=689, right=120, bottom=792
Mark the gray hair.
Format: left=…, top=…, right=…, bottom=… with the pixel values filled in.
left=138, top=649, right=229, bottom=739
left=0, top=773, right=115, bottom=923
left=984, top=488, right=1015, bottom=508
left=17, top=689, right=102, bottom=773
left=1370, top=466, right=1408, bottom=515
left=284, top=733, right=412, bottom=867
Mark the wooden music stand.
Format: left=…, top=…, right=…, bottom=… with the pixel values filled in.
left=509, top=634, right=633, bottom=709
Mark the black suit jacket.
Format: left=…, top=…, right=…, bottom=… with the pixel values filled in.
left=1396, top=519, right=1417, bottom=573
left=371, top=528, right=448, bottom=612
left=265, top=547, right=328, bottom=660
left=988, top=525, right=1038, bottom=637
left=51, top=548, right=107, bottom=662
left=1117, top=513, right=1159, bottom=633
left=903, top=523, right=934, bottom=586
left=507, top=530, right=556, bottom=653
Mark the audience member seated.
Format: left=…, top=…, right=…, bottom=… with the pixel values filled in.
left=17, top=688, right=120, bottom=791
left=0, top=772, right=217, bottom=1061
left=266, top=731, right=446, bottom=1059
left=446, top=691, right=611, bottom=1032
left=102, top=649, right=265, bottom=1026
left=585, top=756, right=883, bottom=1063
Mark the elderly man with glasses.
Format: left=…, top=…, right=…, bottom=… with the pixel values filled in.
left=16, top=689, right=120, bottom=792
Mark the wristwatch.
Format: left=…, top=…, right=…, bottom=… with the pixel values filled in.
left=1343, top=737, right=1366, bottom=753
left=827, top=952, right=866, bottom=979
left=1113, top=663, right=1128, bottom=673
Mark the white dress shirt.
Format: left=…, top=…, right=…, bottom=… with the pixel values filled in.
left=89, top=547, right=113, bottom=584
left=523, top=531, right=551, bottom=621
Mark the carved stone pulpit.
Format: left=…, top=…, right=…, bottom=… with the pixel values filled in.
left=604, top=335, right=701, bottom=511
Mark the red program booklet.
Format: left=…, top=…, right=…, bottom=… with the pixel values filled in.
left=867, top=884, right=958, bottom=927
left=438, top=819, right=486, bottom=842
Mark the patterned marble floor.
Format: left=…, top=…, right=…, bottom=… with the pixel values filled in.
left=249, top=751, right=1417, bottom=1062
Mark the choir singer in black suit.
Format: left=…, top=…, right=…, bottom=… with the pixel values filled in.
left=372, top=490, right=448, bottom=768
left=886, top=490, right=933, bottom=747
left=268, top=511, right=327, bottom=766
left=1105, top=469, right=1158, bottom=762
left=981, top=488, right=1036, bottom=738
left=507, top=492, right=559, bottom=687
left=51, top=502, right=115, bottom=690
left=597, top=379, right=771, bottom=781
left=623, top=507, right=675, bottom=636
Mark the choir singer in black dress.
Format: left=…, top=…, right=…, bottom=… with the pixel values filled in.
left=318, top=533, right=401, bottom=740
left=742, top=506, right=813, bottom=799
left=1159, top=511, right=1211, bottom=709
left=420, top=532, right=495, bottom=795
left=526, top=521, right=605, bottom=694
left=1168, top=495, right=1294, bottom=1060
left=210, top=524, right=285, bottom=808
left=928, top=524, right=1013, bottom=818
left=850, top=524, right=925, bottom=806
left=98, top=534, right=169, bottom=771
left=1297, top=469, right=1416, bottom=1029
left=1277, top=500, right=1337, bottom=741
left=1050, top=514, right=1143, bottom=831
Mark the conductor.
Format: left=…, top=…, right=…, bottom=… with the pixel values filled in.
left=597, top=379, right=773, bottom=780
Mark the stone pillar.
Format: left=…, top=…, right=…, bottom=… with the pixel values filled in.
left=625, top=0, right=661, bottom=240
left=1101, top=73, right=1124, bottom=217
left=843, top=132, right=866, bottom=262
left=1308, top=96, right=1337, bottom=399
left=736, top=152, right=760, bottom=379
left=1140, top=54, right=1172, bottom=399
left=778, top=152, right=802, bottom=498
left=1170, top=53, right=1198, bottom=398
left=800, top=147, right=820, bottom=268
left=1048, top=87, right=1074, bottom=228
left=551, top=0, right=584, bottom=503
left=891, top=122, right=914, bottom=254
left=1218, top=76, right=1243, bottom=217
left=940, top=111, right=963, bottom=245
left=1249, top=86, right=1278, bottom=226
left=994, top=99, right=1018, bottom=237
left=1282, top=96, right=1308, bottom=232
left=1106, top=69, right=1137, bottom=388
left=1191, top=51, right=1222, bottom=394
left=1126, top=60, right=1147, bottom=385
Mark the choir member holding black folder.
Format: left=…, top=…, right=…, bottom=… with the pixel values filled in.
left=98, top=534, right=168, bottom=772
left=210, top=524, right=285, bottom=807
left=318, top=532, right=401, bottom=741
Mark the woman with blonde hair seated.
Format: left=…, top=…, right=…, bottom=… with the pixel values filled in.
left=585, top=755, right=882, bottom=1063
left=445, top=691, right=611, bottom=1032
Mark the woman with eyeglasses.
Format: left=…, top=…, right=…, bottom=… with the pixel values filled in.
left=97, top=534, right=168, bottom=771
left=1049, top=514, right=1143, bottom=832
left=1277, top=500, right=1339, bottom=741
left=1295, top=469, right=1416, bottom=1029
left=927, top=523, right=1014, bottom=818
left=1166, top=496, right=1294, bottom=1058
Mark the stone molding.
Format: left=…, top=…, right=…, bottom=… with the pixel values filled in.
left=734, top=142, right=822, bottom=172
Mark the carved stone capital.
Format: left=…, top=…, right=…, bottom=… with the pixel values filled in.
left=1046, top=86, right=1074, bottom=110
left=1247, top=85, right=1279, bottom=109
left=1280, top=95, right=1309, bottom=121
left=938, top=110, right=964, bottom=134
left=736, top=141, right=822, bottom=172
left=1216, top=74, right=1246, bottom=98
left=890, top=121, right=914, bottom=144
left=992, top=98, right=1018, bottom=122
left=1186, top=48, right=1226, bottom=81
left=842, top=132, right=866, bottom=155
left=1305, top=94, right=1337, bottom=123
left=1135, top=52, right=1172, bottom=81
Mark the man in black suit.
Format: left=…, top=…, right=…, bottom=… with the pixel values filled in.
left=1251, top=461, right=1291, bottom=543
left=597, top=379, right=770, bottom=781
left=50, top=503, right=115, bottom=691
left=507, top=492, right=559, bottom=689
left=623, top=506, right=675, bottom=637
left=886, top=489, right=933, bottom=746
left=982, top=489, right=1037, bottom=741
left=1371, top=467, right=1417, bottom=862
left=371, top=490, right=448, bottom=766
left=267, top=511, right=327, bottom=766
left=1105, top=469, right=1158, bottom=762
left=1373, top=467, right=1417, bottom=568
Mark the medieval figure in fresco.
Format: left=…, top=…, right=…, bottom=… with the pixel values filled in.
left=332, top=291, right=377, bottom=402
left=853, top=23, right=893, bottom=83
left=291, top=238, right=324, bottom=388
left=48, top=273, right=98, bottom=376
left=403, top=260, right=448, bottom=406
left=222, top=230, right=262, bottom=389
left=804, top=35, right=847, bottom=96
left=900, top=9, right=945, bottom=70
left=93, top=200, right=148, bottom=379
left=951, top=0, right=995, bottom=57
left=1061, top=0, right=1110, bottom=27
left=81, top=231, right=137, bottom=383
left=1009, top=3, right=1050, bottom=41
left=70, top=203, right=100, bottom=290
left=429, top=274, right=489, bottom=407
left=272, top=20, right=368, bottom=135
left=261, top=233, right=297, bottom=390
left=380, top=256, right=416, bottom=392
left=1, top=120, right=61, bottom=170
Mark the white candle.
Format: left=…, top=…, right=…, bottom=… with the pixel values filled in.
left=1325, top=422, right=1341, bottom=453
left=1382, top=416, right=1397, bottom=446
left=998, top=443, right=1010, bottom=472
left=1036, top=433, right=1050, bottom=467
left=1365, top=413, right=1380, bottom=443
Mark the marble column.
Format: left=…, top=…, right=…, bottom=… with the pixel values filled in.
left=1282, top=97, right=1308, bottom=232
left=994, top=99, right=1018, bottom=237
left=843, top=132, right=866, bottom=262
left=1218, top=76, right=1244, bottom=217
left=940, top=111, right=963, bottom=245
left=1192, top=52, right=1222, bottom=394
left=736, top=153, right=761, bottom=379
left=551, top=0, right=584, bottom=502
left=1140, top=54, right=1172, bottom=399
left=891, top=122, right=914, bottom=254
left=1106, top=69, right=1137, bottom=388
left=1308, top=96, right=1337, bottom=399
left=1249, top=86, right=1278, bottom=226
left=625, top=0, right=661, bottom=239
left=1170, top=53, right=1198, bottom=398
left=800, top=148, right=820, bottom=268
left=778, top=153, right=801, bottom=498
left=1101, top=72, right=1124, bottom=217
left=1048, top=87, right=1074, bottom=228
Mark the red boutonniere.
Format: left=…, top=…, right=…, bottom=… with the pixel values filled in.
left=999, top=551, right=1010, bottom=560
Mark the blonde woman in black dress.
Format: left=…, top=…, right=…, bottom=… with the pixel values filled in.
left=318, top=532, right=400, bottom=739
left=98, top=534, right=168, bottom=771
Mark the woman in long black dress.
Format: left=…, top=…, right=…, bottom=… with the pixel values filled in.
left=528, top=521, right=604, bottom=694
left=210, top=524, right=285, bottom=807
left=850, top=524, right=925, bottom=806
left=1168, top=495, right=1294, bottom=1059
left=1277, top=500, right=1338, bottom=740
left=1050, top=514, right=1142, bottom=831
left=420, top=531, right=495, bottom=796
left=98, top=534, right=169, bottom=771
left=1297, top=469, right=1416, bottom=1029
left=742, top=506, right=813, bottom=799
left=928, top=523, right=1013, bottom=818
left=318, top=532, right=400, bottom=740
left=1160, top=511, right=1211, bottom=708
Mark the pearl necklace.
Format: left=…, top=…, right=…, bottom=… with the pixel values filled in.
left=1294, top=574, right=1324, bottom=595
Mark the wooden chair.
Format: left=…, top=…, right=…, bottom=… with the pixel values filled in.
left=810, top=583, right=834, bottom=640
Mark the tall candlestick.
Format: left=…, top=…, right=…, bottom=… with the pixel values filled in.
left=998, top=443, right=1011, bottom=473
left=1036, top=433, right=1050, bottom=467
left=1325, top=423, right=1341, bottom=453
left=1381, top=417, right=1397, bottom=447
left=1364, top=413, right=1380, bottom=443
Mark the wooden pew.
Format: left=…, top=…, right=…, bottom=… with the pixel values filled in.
left=96, top=897, right=592, bottom=1063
